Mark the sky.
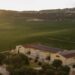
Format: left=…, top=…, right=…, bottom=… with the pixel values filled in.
left=0, top=0, right=75, bottom=11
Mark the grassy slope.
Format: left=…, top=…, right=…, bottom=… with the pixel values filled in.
left=0, top=17, right=75, bottom=51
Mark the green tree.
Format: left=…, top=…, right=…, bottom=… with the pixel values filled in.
left=7, top=66, right=37, bottom=75
left=44, top=69, right=55, bottom=75
left=52, top=59, right=62, bottom=69
left=42, top=63, right=55, bottom=75
left=61, top=65, right=70, bottom=75
left=0, top=53, right=6, bottom=65
left=5, top=53, right=29, bottom=68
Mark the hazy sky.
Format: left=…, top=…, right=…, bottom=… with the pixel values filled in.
left=0, top=0, right=75, bottom=11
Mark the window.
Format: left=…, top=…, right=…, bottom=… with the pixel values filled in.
left=56, top=55, right=60, bottom=57
left=72, top=65, right=75, bottom=68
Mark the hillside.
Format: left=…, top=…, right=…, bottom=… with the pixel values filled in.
left=0, top=8, right=75, bottom=21
left=0, top=8, right=75, bottom=50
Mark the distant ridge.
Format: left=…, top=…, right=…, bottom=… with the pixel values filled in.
left=0, top=8, right=75, bottom=21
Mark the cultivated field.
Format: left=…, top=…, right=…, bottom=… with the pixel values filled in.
left=0, top=16, right=75, bottom=51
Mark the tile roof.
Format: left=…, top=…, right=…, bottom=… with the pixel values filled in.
left=23, top=44, right=63, bottom=53
left=60, top=50, right=75, bottom=58
left=23, top=44, right=75, bottom=58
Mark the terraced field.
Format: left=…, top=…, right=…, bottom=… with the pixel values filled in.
left=0, top=17, right=75, bottom=51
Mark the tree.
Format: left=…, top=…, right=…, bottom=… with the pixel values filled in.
left=26, top=51, right=31, bottom=55
left=38, top=62, right=42, bottom=66
left=46, top=55, right=50, bottom=61
left=5, top=53, right=29, bottom=68
left=6, top=53, right=30, bottom=75
left=34, top=55, right=39, bottom=63
left=44, top=69, right=55, bottom=75
left=61, top=65, right=70, bottom=75
left=41, top=63, right=55, bottom=75
left=42, top=63, right=51, bottom=70
left=0, top=53, right=6, bottom=65
left=52, top=59, right=62, bottom=69
left=7, top=66, right=37, bottom=75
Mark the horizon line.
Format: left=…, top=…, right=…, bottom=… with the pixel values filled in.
left=0, top=7, right=75, bottom=12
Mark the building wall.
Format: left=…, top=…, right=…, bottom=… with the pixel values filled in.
left=50, top=53, right=66, bottom=65
left=66, top=57, right=75, bottom=66
left=15, top=45, right=26, bottom=54
left=15, top=45, right=51, bottom=61
left=15, top=45, right=75, bottom=66
left=51, top=53, right=75, bottom=66
left=24, top=47, right=51, bottom=62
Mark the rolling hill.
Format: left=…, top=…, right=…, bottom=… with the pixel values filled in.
left=0, top=8, right=75, bottom=51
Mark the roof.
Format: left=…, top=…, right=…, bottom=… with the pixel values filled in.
left=23, top=44, right=63, bottom=53
left=59, top=50, right=75, bottom=58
